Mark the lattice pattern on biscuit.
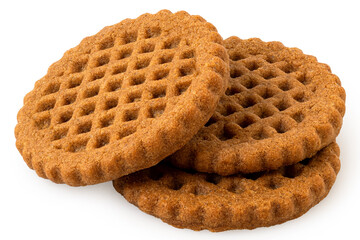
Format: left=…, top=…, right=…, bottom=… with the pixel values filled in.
left=114, top=143, right=340, bottom=231
left=170, top=37, right=345, bottom=175
left=15, top=10, right=229, bottom=186
left=197, top=46, right=320, bottom=144
left=32, top=27, right=198, bottom=152
left=206, top=52, right=312, bottom=142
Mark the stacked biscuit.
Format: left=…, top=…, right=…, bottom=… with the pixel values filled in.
left=15, top=10, right=345, bottom=231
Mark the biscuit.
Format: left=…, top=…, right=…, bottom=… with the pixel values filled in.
left=114, top=142, right=340, bottom=231
left=15, top=10, right=229, bottom=186
left=169, top=37, right=345, bottom=175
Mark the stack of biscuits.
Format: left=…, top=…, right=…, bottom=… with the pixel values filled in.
left=15, top=10, right=346, bottom=231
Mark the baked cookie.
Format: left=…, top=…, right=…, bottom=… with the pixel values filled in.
left=15, top=10, right=229, bottom=186
left=170, top=37, right=345, bottom=175
left=114, top=142, right=340, bottom=231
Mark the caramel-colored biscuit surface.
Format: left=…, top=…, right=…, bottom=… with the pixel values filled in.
left=170, top=37, right=345, bottom=175
left=114, top=142, right=340, bottom=231
left=15, top=10, right=229, bottom=186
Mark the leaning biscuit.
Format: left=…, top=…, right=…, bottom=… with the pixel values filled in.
left=114, top=142, right=340, bottom=231
left=170, top=37, right=345, bottom=175
left=15, top=10, right=229, bottom=186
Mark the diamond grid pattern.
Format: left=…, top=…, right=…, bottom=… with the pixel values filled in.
left=32, top=27, right=197, bottom=152
left=206, top=49, right=314, bottom=142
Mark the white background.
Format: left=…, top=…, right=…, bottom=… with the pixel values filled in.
left=1, top=1, right=359, bottom=239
